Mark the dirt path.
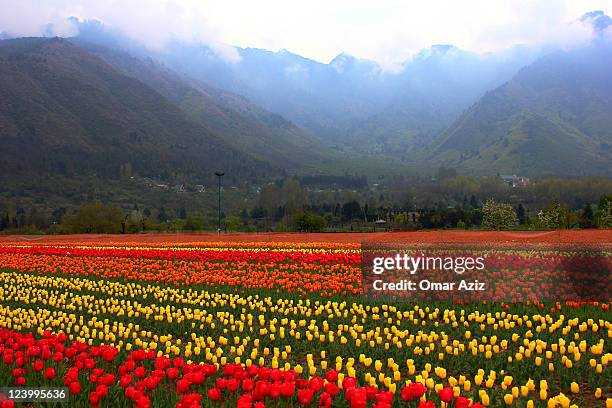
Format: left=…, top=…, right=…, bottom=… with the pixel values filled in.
left=0, top=229, right=610, bottom=244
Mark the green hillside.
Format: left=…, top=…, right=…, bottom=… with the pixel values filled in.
left=0, top=37, right=272, bottom=183
left=429, top=43, right=612, bottom=176
left=71, top=39, right=336, bottom=171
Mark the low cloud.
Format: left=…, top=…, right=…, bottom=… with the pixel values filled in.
left=0, top=0, right=609, bottom=66
left=0, top=0, right=241, bottom=62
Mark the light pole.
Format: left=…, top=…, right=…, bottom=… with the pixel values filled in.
left=215, top=172, right=224, bottom=233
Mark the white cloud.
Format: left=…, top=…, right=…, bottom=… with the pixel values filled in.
left=0, top=0, right=609, bottom=66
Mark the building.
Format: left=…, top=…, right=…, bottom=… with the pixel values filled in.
left=500, top=174, right=530, bottom=187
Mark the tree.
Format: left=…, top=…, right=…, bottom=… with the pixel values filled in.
left=597, top=195, right=612, bottom=228
left=225, top=216, right=242, bottom=232
left=284, top=179, right=307, bottom=215
left=469, top=195, right=479, bottom=209
left=292, top=211, right=326, bottom=232
left=61, top=202, right=123, bottom=233
left=516, top=203, right=526, bottom=225
left=240, top=209, right=249, bottom=225
left=537, top=203, right=575, bottom=229
left=184, top=215, right=204, bottom=231
left=0, top=213, right=8, bottom=230
left=481, top=199, right=518, bottom=230
left=341, top=200, right=361, bottom=222
left=579, top=204, right=594, bottom=228
left=157, top=207, right=169, bottom=223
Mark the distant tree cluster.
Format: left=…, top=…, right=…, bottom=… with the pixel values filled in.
left=1, top=176, right=611, bottom=234
left=61, top=202, right=124, bottom=233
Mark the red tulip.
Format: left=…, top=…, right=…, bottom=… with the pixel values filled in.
left=136, top=395, right=151, bottom=408
left=455, top=396, right=470, bottom=408
left=270, top=382, right=282, bottom=399
left=342, top=377, right=357, bottom=390
left=167, top=367, right=180, bottom=380
left=102, top=350, right=115, bottom=362
left=324, top=382, right=340, bottom=396
left=438, top=387, right=453, bottom=403
left=297, top=388, right=314, bottom=405
left=52, top=351, right=63, bottom=362
left=376, top=390, right=394, bottom=405
left=255, top=380, right=270, bottom=397
left=69, top=381, right=82, bottom=395
left=308, top=376, right=324, bottom=392
left=270, top=368, right=283, bottom=381
left=320, top=392, right=332, bottom=408
left=401, top=386, right=413, bottom=402
left=349, top=388, right=367, bottom=408
left=176, top=379, right=190, bottom=394
left=120, top=375, right=133, bottom=388
left=207, top=387, right=221, bottom=401
left=100, top=373, right=115, bottom=386
left=44, top=367, right=56, bottom=380
left=95, top=384, right=108, bottom=397
left=226, top=378, right=239, bottom=392
left=325, top=369, right=338, bottom=383
left=32, top=360, right=44, bottom=372
left=413, top=383, right=426, bottom=399
left=280, top=381, right=295, bottom=397
left=89, top=391, right=100, bottom=406
left=237, top=394, right=253, bottom=408
left=135, top=366, right=146, bottom=378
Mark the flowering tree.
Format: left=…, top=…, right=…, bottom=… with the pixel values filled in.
left=597, top=195, right=612, bottom=228
left=481, top=199, right=518, bottom=230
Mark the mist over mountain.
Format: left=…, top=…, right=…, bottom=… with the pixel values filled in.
left=154, top=40, right=540, bottom=151
left=1, top=11, right=611, bottom=179
left=70, top=19, right=541, bottom=150
left=345, top=44, right=542, bottom=156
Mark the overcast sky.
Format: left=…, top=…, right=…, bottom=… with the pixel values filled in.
left=1, top=0, right=610, bottom=67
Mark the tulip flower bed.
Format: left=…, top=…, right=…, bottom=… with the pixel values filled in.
left=0, top=241, right=609, bottom=407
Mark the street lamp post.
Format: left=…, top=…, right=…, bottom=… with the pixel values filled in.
left=215, top=172, right=224, bottom=233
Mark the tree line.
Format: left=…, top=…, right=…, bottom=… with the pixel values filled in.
left=1, top=194, right=610, bottom=234
left=1, top=175, right=611, bottom=234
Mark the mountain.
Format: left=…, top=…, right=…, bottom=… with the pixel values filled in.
left=156, top=41, right=534, bottom=151
left=2, top=12, right=610, bottom=181
left=0, top=37, right=272, bottom=183
left=69, top=20, right=528, bottom=148
left=344, top=45, right=538, bottom=156
left=70, top=39, right=333, bottom=170
left=429, top=41, right=612, bottom=176
left=163, top=44, right=392, bottom=141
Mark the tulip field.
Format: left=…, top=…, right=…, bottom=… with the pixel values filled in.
left=0, top=235, right=610, bottom=407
